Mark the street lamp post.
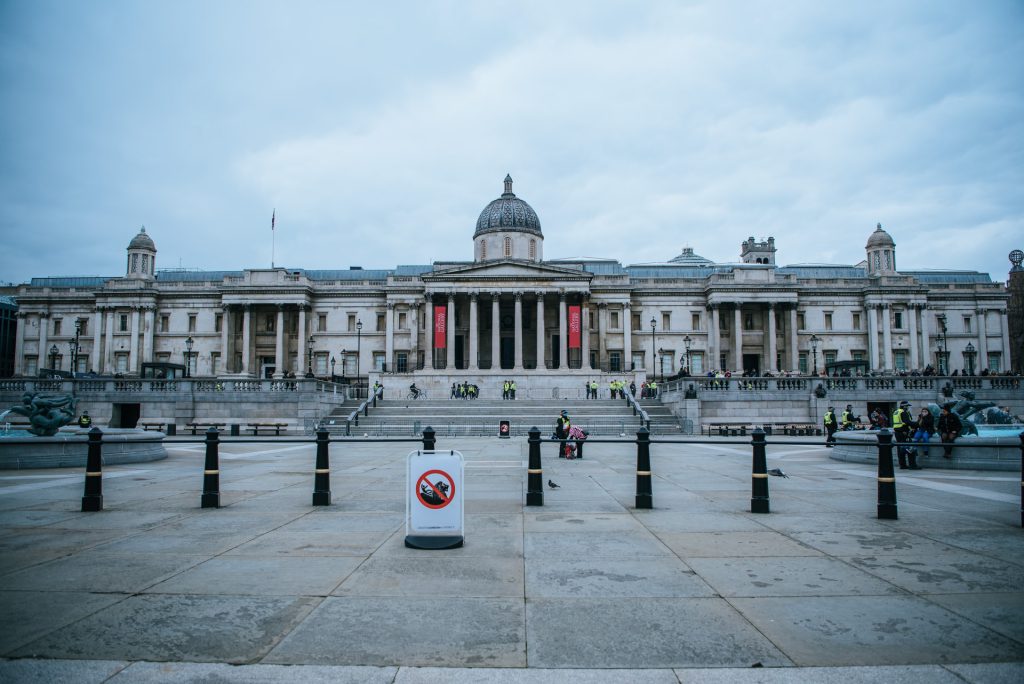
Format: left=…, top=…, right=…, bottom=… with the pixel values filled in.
left=70, top=321, right=81, bottom=378
left=184, top=336, right=194, bottom=378
left=356, top=319, right=363, bottom=390
left=306, top=336, right=315, bottom=378
left=964, top=342, right=975, bottom=375
left=330, top=356, right=336, bottom=382
left=658, top=347, right=665, bottom=382
left=937, top=315, right=948, bottom=374
left=810, top=334, right=820, bottom=376
left=649, top=317, right=656, bottom=381
left=49, top=344, right=59, bottom=373
left=340, top=349, right=347, bottom=382
left=683, top=335, right=692, bottom=374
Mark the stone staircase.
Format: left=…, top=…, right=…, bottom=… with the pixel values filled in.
left=322, top=397, right=684, bottom=438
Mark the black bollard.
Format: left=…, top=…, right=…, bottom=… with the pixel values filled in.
left=363, top=401, right=369, bottom=417
left=876, top=429, right=898, bottom=519
left=750, top=428, right=770, bottom=513
left=372, top=393, right=378, bottom=409
left=422, top=426, right=436, bottom=451
left=527, top=426, right=543, bottom=506
left=576, top=438, right=584, bottom=460
left=635, top=427, right=652, bottom=509
left=312, top=426, right=331, bottom=506
left=201, top=426, right=221, bottom=509
left=81, top=427, right=104, bottom=512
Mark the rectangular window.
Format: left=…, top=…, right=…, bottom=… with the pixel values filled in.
left=963, top=316, right=971, bottom=333
left=397, top=352, right=408, bottom=373
left=315, top=353, right=328, bottom=375
left=799, top=352, right=808, bottom=374
left=744, top=312, right=754, bottom=330
left=373, top=352, right=385, bottom=371
left=376, top=313, right=385, bottom=332
left=215, top=314, right=222, bottom=333
left=893, top=311, right=903, bottom=329
left=611, top=312, right=620, bottom=329
left=988, top=352, right=1001, bottom=372
left=234, top=352, right=242, bottom=371
left=188, top=314, right=197, bottom=333
left=662, top=312, right=670, bottom=331
left=160, top=315, right=169, bottom=333
left=210, top=352, right=220, bottom=376
left=632, top=351, right=645, bottom=371
left=824, top=350, right=837, bottom=366
left=347, top=314, right=356, bottom=332
left=852, top=350, right=865, bottom=361
left=824, top=312, right=833, bottom=331
left=77, top=318, right=88, bottom=336
left=318, top=313, right=327, bottom=332
left=609, top=351, right=622, bottom=372
left=53, top=319, right=62, bottom=336
left=690, top=352, right=704, bottom=375
left=26, top=357, right=37, bottom=376
left=894, top=350, right=907, bottom=371
left=265, top=314, right=275, bottom=332
left=119, top=314, right=128, bottom=332
left=76, top=356, right=88, bottom=374
left=691, top=313, right=701, bottom=331
left=797, top=312, right=805, bottom=330
left=115, top=353, right=129, bottom=373
left=719, top=353, right=727, bottom=371
left=156, top=352, right=171, bottom=363
left=720, top=315, right=729, bottom=331
left=588, top=312, right=594, bottom=330
left=289, top=316, right=297, bottom=334
left=628, top=312, right=637, bottom=330
left=398, top=312, right=407, bottom=330
left=852, top=312, right=861, bottom=330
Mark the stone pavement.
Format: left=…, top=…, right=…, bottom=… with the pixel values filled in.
left=0, top=433, right=1022, bottom=683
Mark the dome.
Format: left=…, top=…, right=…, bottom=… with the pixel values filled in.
left=474, top=175, right=542, bottom=238
left=668, top=246, right=713, bottom=265
left=128, top=226, right=156, bottom=251
left=865, top=223, right=894, bottom=249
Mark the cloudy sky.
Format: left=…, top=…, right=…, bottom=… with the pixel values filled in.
left=1, top=0, right=1022, bottom=286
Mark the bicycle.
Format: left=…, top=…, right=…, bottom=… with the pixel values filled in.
left=406, top=390, right=427, bottom=400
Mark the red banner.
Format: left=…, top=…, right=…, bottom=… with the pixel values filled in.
left=568, top=305, right=581, bottom=349
left=434, top=307, right=447, bottom=349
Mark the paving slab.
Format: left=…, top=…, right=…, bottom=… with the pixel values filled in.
left=526, top=597, right=791, bottom=668
left=673, top=664, right=967, bottom=683
left=0, top=658, right=128, bottom=683
left=11, top=594, right=320, bottom=663
left=0, top=590, right=126, bottom=655
left=686, top=556, right=905, bottom=597
left=145, top=555, right=364, bottom=596
left=265, top=597, right=526, bottom=667
left=1, top=550, right=208, bottom=593
left=526, top=556, right=715, bottom=598
left=944, top=662, right=1024, bottom=684
left=333, top=555, right=523, bottom=597
left=787, top=530, right=968, bottom=557
left=524, top=530, right=671, bottom=559
left=848, top=553, right=1024, bottom=594
left=108, top=661, right=398, bottom=683
left=656, top=530, right=822, bottom=558
left=394, top=667, right=679, bottom=683
left=729, top=595, right=1024, bottom=666
left=924, top=593, right=1024, bottom=644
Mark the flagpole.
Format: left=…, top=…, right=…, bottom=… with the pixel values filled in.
left=271, top=209, right=276, bottom=269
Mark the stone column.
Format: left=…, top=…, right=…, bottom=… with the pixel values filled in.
left=558, top=293, right=567, bottom=370
left=881, top=304, right=893, bottom=371
left=221, top=306, right=231, bottom=373
left=38, top=314, right=49, bottom=371
left=468, top=294, right=478, bottom=370
left=91, top=310, right=102, bottom=373
left=410, top=303, right=420, bottom=368
left=104, top=310, right=114, bottom=373
left=623, top=303, right=632, bottom=371
left=908, top=304, right=919, bottom=370
left=999, top=308, right=1010, bottom=370
left=513, top=292, right=523, bottom=369
left=385, top=303, right=395, bottom=373
left=297, top=306, right=307, bottom=374
left=867, top=304, right=879, bottom=371
left=241, top=306, right=251, bottom=376
left=142, top=307, right=155, bottom=365
left=274, top=305, right=285, bottom=377
left=536, top=293, right=546, bottom=370
left=446, top=294, right=455, bottom=369
left=597, top=303, right=607, bottom=369
left=13, top=312, right=26, bottom=375
left=767, top=304, right=778, bottom=372
left=425, top=294, right=434, bottom=369
left=491, top=293, right=500, bottom=370
left=976, top=308, right=987, bottom=371
left=919, top=304, right=930, bottom=368
left=710, top=305, right=720, bottom=371
left=128, top=308, right=140, bottom=373
left=580, top=296, right=591, bottom=369
left=733, top=306, right=743, bottom=372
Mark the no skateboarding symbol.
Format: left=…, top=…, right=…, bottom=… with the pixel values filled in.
left=416, top=469, right=455, bottom=509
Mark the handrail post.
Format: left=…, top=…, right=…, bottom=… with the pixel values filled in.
left=422, top=426, right=435, bottom=451
left=635, top=427, right=652, bottom=509
left=312, top=426, right=331, bottom=506
left=750, top=428, right=769, bottom=513
left=877, top=429, right=898, bottom=519
left=201, top=426, right=221, bottom=508
left=363, top=401, right=369, bottom=417
left=527, top=426, right=543, bottom=506
left=81, top=427, right=103, bottom=512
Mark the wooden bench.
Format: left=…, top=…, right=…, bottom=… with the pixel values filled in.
left=247, top=422, right=287, bottom=436
left=138, top=422, right=165, bottom=432
left=705, top=423, right=824, bottom=437
left=187, top=422, right=227, bottom=435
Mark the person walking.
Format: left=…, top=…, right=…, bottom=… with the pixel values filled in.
left=841, top=404, right=859, bottom=430
left=823, top=406, right=837, bottom=447
left=936, top=406, right=962, bottom=460
left=892, top=401, right=919, bottom=469
left=555, top=409, right=571, bottom=458
left=912, top=407, right=935, bottom=461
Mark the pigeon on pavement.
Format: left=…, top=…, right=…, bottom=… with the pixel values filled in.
left=548, top=480, right=560, bottom=489
left=767, top=468, right=788, bottom=478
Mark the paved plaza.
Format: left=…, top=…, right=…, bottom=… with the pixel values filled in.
left=0, top=433, right=1022, bottom=683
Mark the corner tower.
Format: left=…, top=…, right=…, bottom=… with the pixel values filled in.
left=865, top=223, right=896, bottom=275
left=126, top=226, right=157, bottom=280
left=473, top=175, right=543, bottom=262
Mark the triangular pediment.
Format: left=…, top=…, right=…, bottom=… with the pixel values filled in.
left=424, top=259, right=592, bottom=282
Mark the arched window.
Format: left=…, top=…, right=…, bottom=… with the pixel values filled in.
left=480, top=241, right=487, bottom=260
left=529, top=239, right=536, bottom=260
left=504, top=236, right=512, bottom=257
left=131, top=253, right=138, bottom=273
left=142, top=254, right=149, bottom=273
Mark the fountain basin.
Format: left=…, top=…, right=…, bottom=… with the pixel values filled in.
left=0, top=428, right=167, bottom=469
left=831, top=429, right=1022, bottom=471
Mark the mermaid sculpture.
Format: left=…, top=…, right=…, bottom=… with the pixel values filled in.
left=7, top=392, right=78, bottom=436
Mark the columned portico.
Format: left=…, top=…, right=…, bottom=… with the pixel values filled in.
left=881, top=304, right=893, bottom=370
left=558, top=294, right=567, bottom=370
left=513, top=292, right=524, bottom=369
left=788, top=305, right=798, bottom=371
left=733, top=306, right=742, bottom=371
left=867, top=304, right=879, bottom=370
left=142, top=307, right=155, bottom=364
left=766, top=303, right=778, bottom=372
left=468, top=294, right=478, bottom=370
left=297, top=306, right=307, bottom=374
left=710, top=305, right=720, bottom=371
left=221, top=306, right=231, bottom=372
left=128, top=307, right=140, bottom=373
left=623, top=303, right=632, bottom=371
left=13, top=313, right=26, bottom=375
left=384, top=303, right=395, bottom=372
left=581, top=297, right=591, bottom=369
left=490, top=293, right=499, bottom=370
left=425, top=295, right=434, bottom=369
left=446, top=294, right=455, bottom=369
left=536, top=293, right=545, bottom=369
left=241, top=306, right=251, bottom=375
left=274, top=305, right=285, bottom=378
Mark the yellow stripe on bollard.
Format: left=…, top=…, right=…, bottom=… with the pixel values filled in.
left=204, top=470, right=220, bottom=475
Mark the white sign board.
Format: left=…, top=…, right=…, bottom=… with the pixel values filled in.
left=405, top=449, right=465, bottom=549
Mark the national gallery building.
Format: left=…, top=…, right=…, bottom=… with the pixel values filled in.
left=8, top=176, right=1013, bottom=388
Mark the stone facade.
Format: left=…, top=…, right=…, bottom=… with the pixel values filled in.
left=6, top=178, right=1013, bottom=384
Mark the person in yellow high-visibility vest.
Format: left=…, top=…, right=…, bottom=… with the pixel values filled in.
left=892, top=401, right=919, bottom=469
